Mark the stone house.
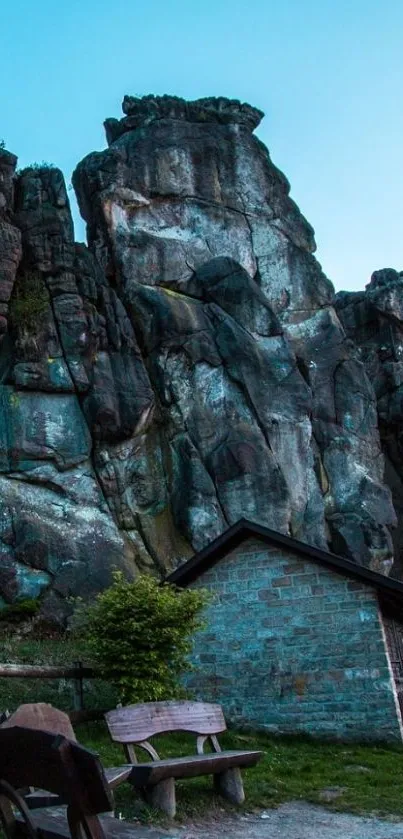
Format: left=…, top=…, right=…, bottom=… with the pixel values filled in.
left=167, top=519, right=403, bottom=742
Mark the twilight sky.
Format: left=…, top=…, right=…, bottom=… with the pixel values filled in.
left=1, top=0, right=402, bottom=292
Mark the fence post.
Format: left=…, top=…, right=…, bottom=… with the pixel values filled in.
left=72, top=661, right=85, bottom=711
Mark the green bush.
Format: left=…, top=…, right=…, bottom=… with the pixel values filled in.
left=76, top=572, right=209, bottom=704
left=9, top=271, right=49, bottom=333
left=0, top=598, right=40, bottom=623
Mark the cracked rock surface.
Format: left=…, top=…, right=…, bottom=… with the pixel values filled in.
left=0, top=95, right=398, bottom=623
left=336, top=269, right=403, bottom=577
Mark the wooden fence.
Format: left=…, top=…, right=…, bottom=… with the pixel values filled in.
left=0, top=662, right=106, bottom=723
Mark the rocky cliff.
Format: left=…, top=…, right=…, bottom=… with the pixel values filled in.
left=336, top=271, right=403, bottom=577
left=0, top=95, right=397, bottom=624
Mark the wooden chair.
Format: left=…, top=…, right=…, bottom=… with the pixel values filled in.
left=0, top=724, right=114, bottom=839
left=105, top=700, right=262, bottom=817
left=1, top=703, right=131, bottom=800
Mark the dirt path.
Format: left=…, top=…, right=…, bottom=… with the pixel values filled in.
left=40, top=801, right=403, bottom=839
left=139, top=802, right=403, bottom=839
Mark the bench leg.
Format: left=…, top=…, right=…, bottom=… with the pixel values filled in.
left=214, top=767, right=245, bottom=805
left=143, top=778, right=176, bottom=818
left=68, top=807, right=107, bottom=839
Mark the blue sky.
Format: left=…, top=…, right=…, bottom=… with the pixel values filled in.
left=1, top=0, right=402, bottom=291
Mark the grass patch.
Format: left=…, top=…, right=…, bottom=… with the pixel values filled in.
left=75, top=722, right=403, bottom=823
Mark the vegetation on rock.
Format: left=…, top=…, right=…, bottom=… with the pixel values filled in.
left=8, top=270, right=49, bottom=333
left=17, top=161, right=56, bottom=175
left=0, top=598, right=40, bottom=623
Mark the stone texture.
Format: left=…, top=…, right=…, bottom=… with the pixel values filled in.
left=187, top=537, right=402, bottom=742
left=73, top=94, right=395, bottom=575
left=0, top=150, right=22, bottom=340
left=0, top=163, right=139, bottom=624
left=0, top=95, right=399, bottom=622
left=336, top=270, right=403, bottom=578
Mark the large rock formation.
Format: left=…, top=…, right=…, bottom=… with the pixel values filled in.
left=336, top=271, right=403, bottom=577
left=0, top=159, right=137, bottom=624
left=0, top=95, right=398, bottom=623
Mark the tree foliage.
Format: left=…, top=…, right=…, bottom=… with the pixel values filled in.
left=77, top=572, right=209, bottom=704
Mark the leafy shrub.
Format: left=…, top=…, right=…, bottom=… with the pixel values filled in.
left=0, top=598, right=40, bottom=623
left=76, top=572, right=209, bottom=704
left=0, top=140, right=5, bottom=150
left=9, top=271, right=49, bottom=333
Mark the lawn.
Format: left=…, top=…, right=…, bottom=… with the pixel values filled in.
left=2, top=633, right=403, bottom=823
left=76, top=722, right=403, bottom=823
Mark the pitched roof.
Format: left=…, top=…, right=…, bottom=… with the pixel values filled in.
left=166, top=518, right=403, bottom=610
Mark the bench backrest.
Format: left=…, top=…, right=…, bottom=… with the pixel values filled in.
left=106, top=701, right=227, bottom=743
left=1, top=702, right=76, bottom=741
left=0, top=725, right=113, bottom=815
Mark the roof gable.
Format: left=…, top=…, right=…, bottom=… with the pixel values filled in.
left=166, top=518, right=403, bottom=607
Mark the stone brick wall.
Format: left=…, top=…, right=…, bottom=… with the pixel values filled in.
left=188, top=538, right=403, bottom=741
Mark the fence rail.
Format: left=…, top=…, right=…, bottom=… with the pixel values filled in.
left=0, top=661, right=106, bottom=721
left=0, top=663, right=96, bottom=679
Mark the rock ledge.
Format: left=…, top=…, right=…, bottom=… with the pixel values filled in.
left=104, top=94, right=264, bottom=144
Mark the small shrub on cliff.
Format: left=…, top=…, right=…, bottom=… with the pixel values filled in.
left=0, top=140, right=5, bottom=150
left=0, top=598, right=40, bottom=623
left=9, top=271, right=48, bottom=333
left=17, top=161, right=56, bottom=175
left=76, top=572, right=209, bottom=704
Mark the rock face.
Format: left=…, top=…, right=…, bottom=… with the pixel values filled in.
left=0, top=95, right=398, bottom=623
left=0, top=161, right=137, bottom=625
left=336, top=270, right=403, bottom=577
left=73, top=95, right=396, bottom=573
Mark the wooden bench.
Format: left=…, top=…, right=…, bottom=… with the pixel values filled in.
left=0, top=724, right=115, bottom=839
left=105, top=701, right=262, bottom=817
left=1, top=703, right=132, bottom=802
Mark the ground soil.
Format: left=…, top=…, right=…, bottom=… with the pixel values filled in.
left=108, top=801, right=403, bottom=839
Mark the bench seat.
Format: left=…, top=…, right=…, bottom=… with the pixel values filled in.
left=105, top=765, right=133, bottom=789
left=128, top=749, right=262, bottom=786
